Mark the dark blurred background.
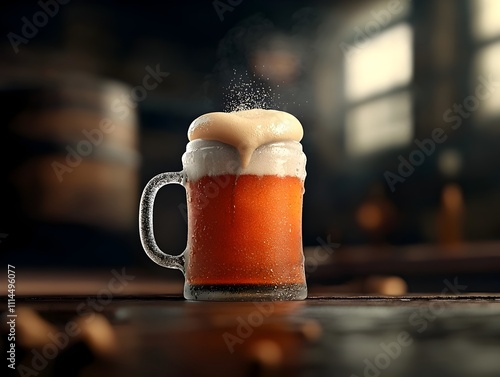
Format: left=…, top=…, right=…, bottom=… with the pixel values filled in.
left=0, top=0, right=499, bottom=294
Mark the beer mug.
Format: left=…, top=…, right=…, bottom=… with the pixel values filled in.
left=139, top=139, right=307, bottom=300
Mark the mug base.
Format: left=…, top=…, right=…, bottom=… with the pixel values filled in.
left=184, top=283, right=307, bottom=301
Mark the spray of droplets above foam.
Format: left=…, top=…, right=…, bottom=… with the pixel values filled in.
left=223, top=69, right=282, bottom=113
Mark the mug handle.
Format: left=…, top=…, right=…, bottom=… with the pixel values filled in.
left=139, top=172, right=185, bottom=273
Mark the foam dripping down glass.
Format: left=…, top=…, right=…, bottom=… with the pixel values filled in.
left=139, top=109, right=307, bottom=301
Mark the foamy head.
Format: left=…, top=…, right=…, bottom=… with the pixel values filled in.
left=182, top=140, right=306, bottom=182
left=187, top=109, right=303, bottom=168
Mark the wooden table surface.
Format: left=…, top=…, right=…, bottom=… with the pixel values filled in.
left=2, top=243, right=500, bottom=377
left=3, top=294, right=500, bottom=377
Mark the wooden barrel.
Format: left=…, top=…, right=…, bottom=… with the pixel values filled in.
left=0, top=71, right=139, bottom=264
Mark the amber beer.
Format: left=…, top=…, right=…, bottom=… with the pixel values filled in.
left=186, top=174, right=304, bottom=283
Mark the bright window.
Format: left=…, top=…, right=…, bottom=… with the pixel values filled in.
left=472, top=0, right=500, bottom=121
left=472, top=0, right=500, bottom=41
left=344, top=23, right=413, bottom=156
left=345, top=23, right=413, bottom=102
left=346, top=92, right=412, bottom=155
left=474, top=42, right=500, bottom=120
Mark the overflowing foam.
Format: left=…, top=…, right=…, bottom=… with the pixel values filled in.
left=187, top=109, right=303, bottom=168
left=182, top=140, right=306, bottom=182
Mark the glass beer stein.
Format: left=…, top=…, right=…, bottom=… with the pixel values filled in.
left=139, top=139, right=307, bottom=301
